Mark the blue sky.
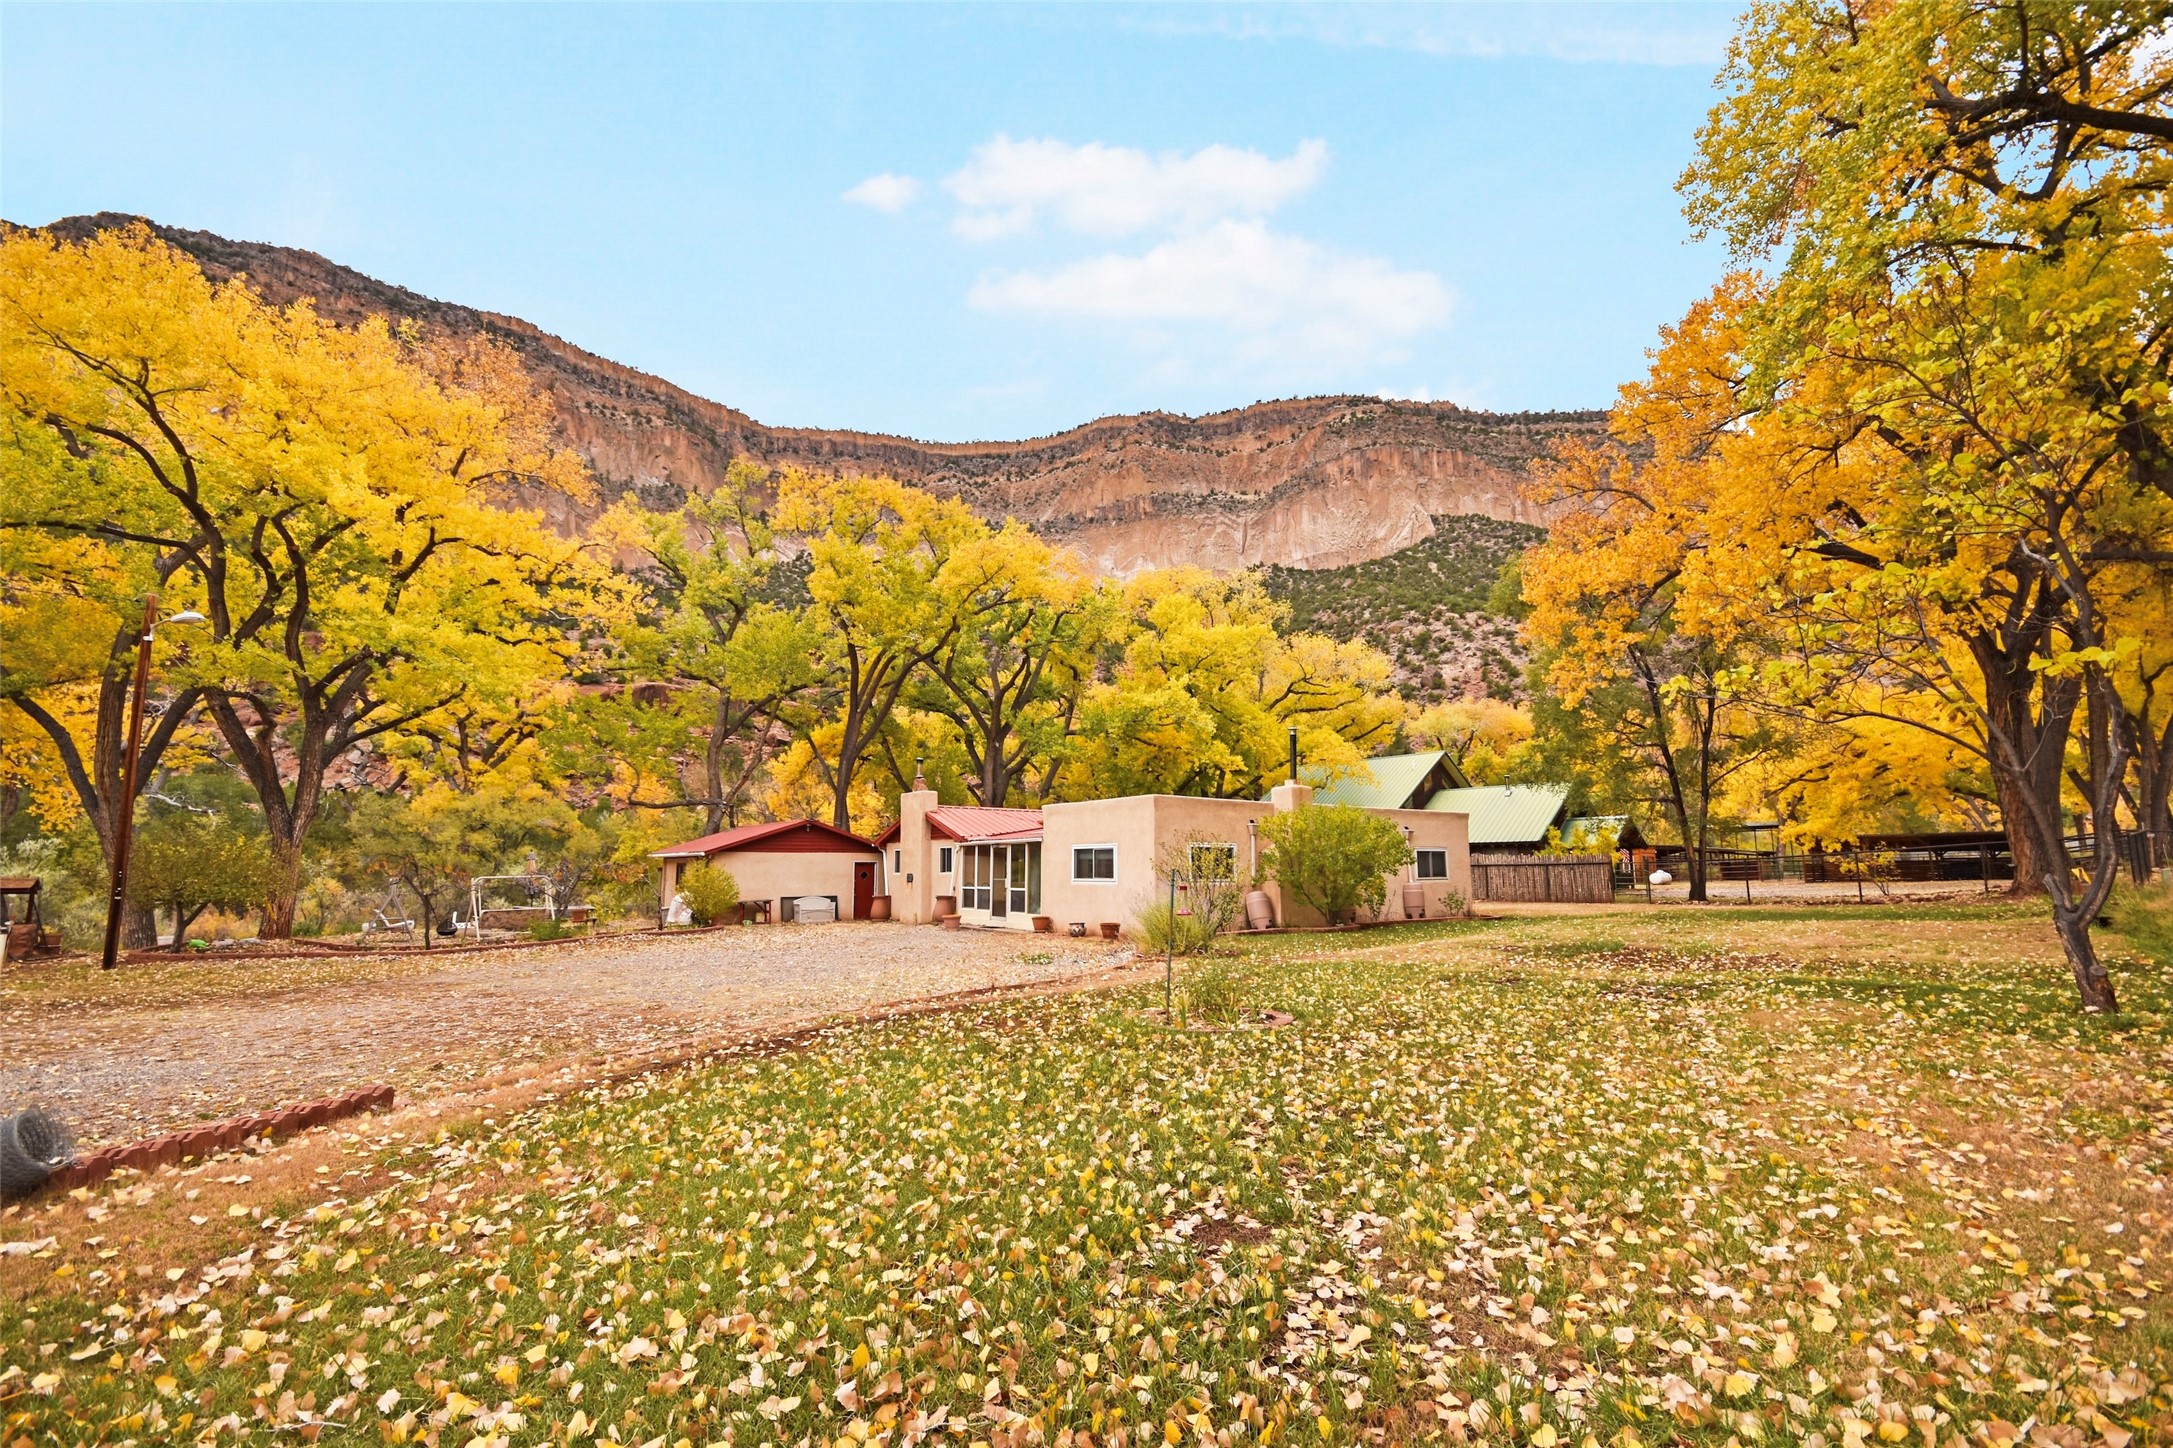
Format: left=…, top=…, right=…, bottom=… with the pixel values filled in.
left=2, top=3, right=1738, bottom=441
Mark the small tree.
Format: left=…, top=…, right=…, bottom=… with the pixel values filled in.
left=678, top=861, right=741, bottom=925
left=1256, top=804, right=1413, bottom=925
left=1140, top=833, right=1248, bottom=951
left=128, top=815, right=271, bottom=950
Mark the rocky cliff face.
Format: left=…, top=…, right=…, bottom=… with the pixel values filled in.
left=29, top=214, right=1603, bottom=572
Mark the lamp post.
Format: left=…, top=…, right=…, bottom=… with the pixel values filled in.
left=100, top=596, right=205, bottom=970
left=1165, top=871, right=1190, bottom=1016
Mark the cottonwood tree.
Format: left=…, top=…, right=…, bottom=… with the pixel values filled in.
left=0, top=225, right=622, bottom=935
left=1677, top=0, right=2173, bottom=1009
left=595, top=468, right=813, bottom=830
left=1066, top=570, right=1404, bottom=801
left=1522, top=285, right=1802, bottom=902
left=772, top=473, right=985, bottom=830
left=914, top=525, right=1113, bottom=807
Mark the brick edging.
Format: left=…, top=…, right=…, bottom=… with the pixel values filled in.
left=38, top=1085, right=395, bottom=1195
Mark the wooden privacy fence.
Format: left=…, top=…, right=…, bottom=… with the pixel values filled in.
left=1470, top=854, right=1615, bottom=904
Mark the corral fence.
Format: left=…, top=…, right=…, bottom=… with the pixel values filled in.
left=1471, top=854, right=1615, bottom=904
left=1626, top=827, right=2168, bottom=900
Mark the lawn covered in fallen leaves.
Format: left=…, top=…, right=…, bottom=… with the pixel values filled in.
left=5, top=904, right=2171, bottom=1448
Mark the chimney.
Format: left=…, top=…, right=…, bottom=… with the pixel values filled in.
left=1288, top=726, right=1299, bottom=784
left=913, top=754, right=927, bottom=791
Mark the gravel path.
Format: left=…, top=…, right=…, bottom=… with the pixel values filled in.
left=1, top=925, right=1131, bottom=1148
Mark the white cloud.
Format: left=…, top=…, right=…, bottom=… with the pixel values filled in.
left=843, top=173, right=922, bottom=213
left=944, top=136, right=1328, bottom=240
left=968, top=218, right=1451, bottom=368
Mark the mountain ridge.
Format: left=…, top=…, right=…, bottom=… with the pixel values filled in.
left=19, top=213, right=1605, bottom=573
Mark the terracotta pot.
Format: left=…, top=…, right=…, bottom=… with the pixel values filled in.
left=867, top=895, right=892, bottom=921
left=1243, top=889, right=1276, bottom=931
left=940, top=914, right=962, bottom=931
left=1098, top=922, right=1121, bottom=941
left=934, top=894, right=957, bottom=920
left=1402, top=883, right=1426, bottom=920
left=1031, top=915, right=1053, bottom=933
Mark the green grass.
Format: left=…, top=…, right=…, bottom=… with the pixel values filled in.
left=6, top=908, right=2171, bottom=1446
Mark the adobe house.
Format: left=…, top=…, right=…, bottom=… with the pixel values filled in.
left=880, top=777, right=1471, bottom=933
left=650, top=820, right=885, bottom=922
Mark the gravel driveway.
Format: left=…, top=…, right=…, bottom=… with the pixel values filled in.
left=1, top=925, right=1131, bottom=1148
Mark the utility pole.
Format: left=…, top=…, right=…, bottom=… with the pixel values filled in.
left=100, top=597, right=203, bottom=970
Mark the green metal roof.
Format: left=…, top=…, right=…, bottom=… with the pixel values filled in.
left=1423, top=784, right=1571, bottom=846
left=1308, top=751, right=1450, bottom=810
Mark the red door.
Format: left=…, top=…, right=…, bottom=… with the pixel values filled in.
left=852, top=861, right=876, bottom=921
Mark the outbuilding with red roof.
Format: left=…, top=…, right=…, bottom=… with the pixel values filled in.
left=650, top=819, right=886, bottom=923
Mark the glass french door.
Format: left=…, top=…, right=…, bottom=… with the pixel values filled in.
left=960, top=843, right=1043, bottom=917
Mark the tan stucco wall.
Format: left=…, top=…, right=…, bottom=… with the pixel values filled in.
left=660, top=847, right=882, bottom=921
left=894, top=790, right=946, bottom=924
left=891, top=789, right=1472, bottom=937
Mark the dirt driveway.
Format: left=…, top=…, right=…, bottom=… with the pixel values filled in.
left=0, top=925, right=1131, bottom=1149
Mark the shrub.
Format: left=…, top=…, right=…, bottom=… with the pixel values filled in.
left=530, top=918, right=571, bottom=941
left=1436, top=890, right=1469, bottom=918
left=1183, top=963, right=1242, bottom=1023
left=127, top=815, right=272, bottom=949
left=1256, top=804, right=1414, bottom=924
left=1134, top=899, right=1217, bottom=956
left=678, top=862, right=741, bottom=925
left=1150, top=834, right=1248, bottom=946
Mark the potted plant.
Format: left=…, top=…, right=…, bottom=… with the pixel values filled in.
left=1031, top=915, right=1053, bottom=933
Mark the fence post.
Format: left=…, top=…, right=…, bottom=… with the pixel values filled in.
left=1855, top=853, right=1865, bottom=904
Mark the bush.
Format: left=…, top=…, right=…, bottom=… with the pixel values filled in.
left=1436, top=890, right=1469, bottom=918
left=128, top=814, right=271, bottom=949
left=530, top=918, right=571, bottom=941
left=1183, top=963, right=1242, bottom=1023
left=679, top=862, right=741, bottom=925
left=1256, top=804, right=1414, bottom=924
left=1134, top=899, right=1217, bottom=956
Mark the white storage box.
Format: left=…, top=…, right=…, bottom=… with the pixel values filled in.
left=792, top=896, right=837, bottom=924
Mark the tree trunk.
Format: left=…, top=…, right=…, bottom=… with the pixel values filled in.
left=1974, top=634, right=2079, bottom=899
left=260, top=836, right=303, bottom=939
left=2130, top=701, right=2173, bottom=869
left=2052, top=908, right=2120, bottom=1012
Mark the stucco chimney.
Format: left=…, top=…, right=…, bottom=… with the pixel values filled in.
left=898, top=785, right=939, bottom=924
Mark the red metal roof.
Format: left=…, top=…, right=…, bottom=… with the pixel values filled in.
left=650, top=819, right=878, bottom=860
left=873, top=805, right=1044, bottom=846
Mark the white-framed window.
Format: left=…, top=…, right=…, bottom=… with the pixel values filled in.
left=1188, top=842, right=1238, bottom=881
left=938, top=845, right=954, bottom=875
left=1415, top=848, right=1449, bottom=880
left=1072, top=844, right=1116, bottom=882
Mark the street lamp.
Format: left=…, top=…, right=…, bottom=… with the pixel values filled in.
left=100, top=597, right=205, bottom=970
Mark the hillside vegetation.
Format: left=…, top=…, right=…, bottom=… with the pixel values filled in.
left=1261, top=513, right=1540, bottom=703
